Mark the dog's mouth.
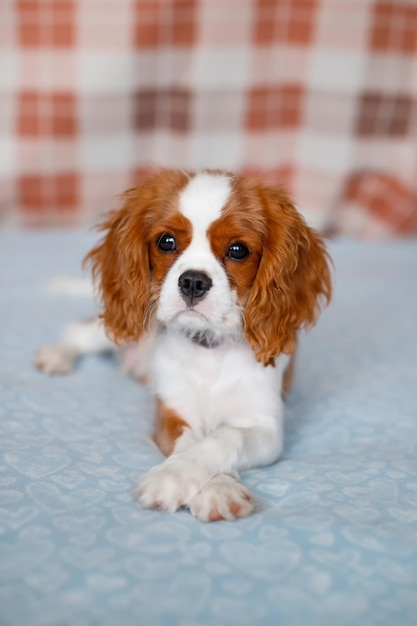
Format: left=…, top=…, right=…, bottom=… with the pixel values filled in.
left=159, top=298, right=243, bottom=345
left=174, top=307, right=210, bottom=322
left=169, top=307, right=219, bottom=336
left=184, top=307, right=206, bottom=315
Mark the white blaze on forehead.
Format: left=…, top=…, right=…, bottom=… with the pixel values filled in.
left=179, top=172, right=232, bottom=234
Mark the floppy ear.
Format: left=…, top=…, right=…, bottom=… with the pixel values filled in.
left=244, top=186, right=332, bottom=365
left=84, top=188, right=153, bottom=344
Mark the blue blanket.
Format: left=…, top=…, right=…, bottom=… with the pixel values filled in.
left=1, top=232, right=416, bottom=626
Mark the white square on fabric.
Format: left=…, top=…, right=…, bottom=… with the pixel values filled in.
left=308, top=50, right=365, bottom=93
left=79, top=52, right=135, bottom=94
left=0, top=137, right=16, bottom=177
left=190, top=132, right=244, bottom=170
left=297, top=131, right=353, bottom=174
left=80, top=134, right=134, bottom=171
left=192, top=48, right=251, bottom=90
left=0, top=52, right=19, bottom=90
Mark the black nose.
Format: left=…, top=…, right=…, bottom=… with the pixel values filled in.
left=178, top=271, right=213, bottom=305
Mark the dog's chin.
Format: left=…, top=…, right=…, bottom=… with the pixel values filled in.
left=159, top=308, right=220, bottom=341
left=169, top=308, right=213, bottom=334
left=160, top=307, right=243, bottom=347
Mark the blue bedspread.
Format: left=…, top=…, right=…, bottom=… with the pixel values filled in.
left=1, top=231, right=416, bottom=626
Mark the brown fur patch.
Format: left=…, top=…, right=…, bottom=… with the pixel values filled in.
left=238, top=179, right=332, bottom=364
left=208, top=174, right=332, bottom=365
left=148, top=212, right=192, bottom=286
left=207, top=178, right=265, bottom=304
left=153, top=397, right=190, bottom=457
left=84, top=169, right=192, bottom=344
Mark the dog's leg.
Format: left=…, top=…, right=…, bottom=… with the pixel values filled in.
left=35, top=317, right=114, bottom=374
left=135, top=420, right=282, bottom=519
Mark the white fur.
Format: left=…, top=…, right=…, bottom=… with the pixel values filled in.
left=35, top=344, right=78, bottom=374
left=189, top=474, right=254, bottom=522
left=35, top=318, right=112, bottom=374
left=36, top=172, right=290, bottom=522
left=134, top=330, right=288, bottom=518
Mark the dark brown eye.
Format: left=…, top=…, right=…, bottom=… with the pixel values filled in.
left=228, top=243, right=250, bottom=260
left=157, top=234, right=176, bottom=252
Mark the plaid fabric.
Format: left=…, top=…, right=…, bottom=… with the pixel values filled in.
left=0, top=0, right=416, bottom=235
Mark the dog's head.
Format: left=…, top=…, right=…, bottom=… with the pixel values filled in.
left=86, top=169, right=331, bottom=364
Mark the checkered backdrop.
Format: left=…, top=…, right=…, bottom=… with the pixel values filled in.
left=1, top=0, right=417, bottom=235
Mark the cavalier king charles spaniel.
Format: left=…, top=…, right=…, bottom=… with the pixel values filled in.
left=36, top=169, right=332, bottom=522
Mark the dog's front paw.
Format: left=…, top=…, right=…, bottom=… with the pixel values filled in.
left=134, top=458, right=211, bottom=513
left=189, top=474, right=254, bottom=522
left=35, top=345, right=76, bottom=374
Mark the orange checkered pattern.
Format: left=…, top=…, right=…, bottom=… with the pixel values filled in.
left=1, top=0, right=417, bottom=235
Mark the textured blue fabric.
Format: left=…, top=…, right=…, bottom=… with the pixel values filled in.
left=1, top=231, right=417, bottom=626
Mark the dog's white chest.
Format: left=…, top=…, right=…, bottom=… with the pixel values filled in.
left=149, top=329, right=286, bottom=436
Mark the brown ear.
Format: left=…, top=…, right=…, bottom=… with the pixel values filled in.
left=244, top=186, right=332, bottom=364
left=84, top=188, right=152, bottom=344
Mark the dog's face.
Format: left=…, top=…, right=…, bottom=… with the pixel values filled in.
left=152, top=172, right=264, bottom=344
left=86, top=169, right=331, bottom=364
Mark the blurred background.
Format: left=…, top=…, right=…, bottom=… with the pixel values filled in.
left=0, top=0, right=416, bottom=236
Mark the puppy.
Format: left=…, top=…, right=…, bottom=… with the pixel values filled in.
left=36, top=169, right=332, bottom=522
